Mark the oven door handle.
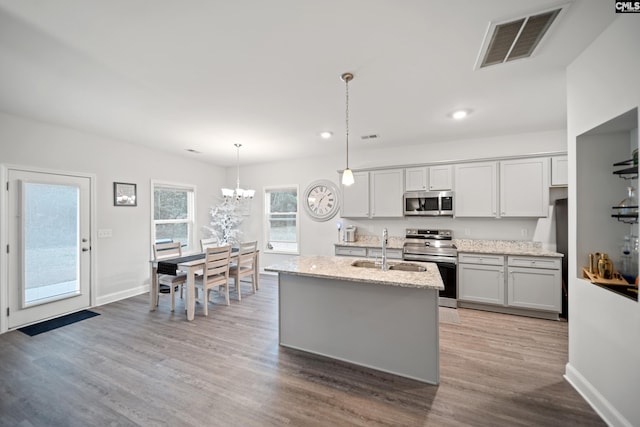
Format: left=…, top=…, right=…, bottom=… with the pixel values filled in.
left=403, top=254, right=457, bottom=265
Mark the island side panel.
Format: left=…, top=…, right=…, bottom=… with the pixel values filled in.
left=278, top=273, right=439, bottom=385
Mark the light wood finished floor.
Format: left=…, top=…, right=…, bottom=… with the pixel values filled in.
left=0, top=276, right=604, bottom=427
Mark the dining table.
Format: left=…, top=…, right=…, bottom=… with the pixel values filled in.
left=149, top=248, right=259, bottom=321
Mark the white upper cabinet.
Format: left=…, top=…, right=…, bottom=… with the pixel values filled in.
left=551, top=156, right=568, bottom=186
left=500, top=158, right=549, bottom=217
left=428, top=165, right=453, bottom=190
left=341, top=169, right=404, bottom=218
left=340, top=171, right=370, bottom=218
left=454, top=161, right=498, bottom=217
left=405, top=165, right=453, bottom=191
left=371, top=169, right=404, bottom=217
left=405, top=167, right=428, bottom=191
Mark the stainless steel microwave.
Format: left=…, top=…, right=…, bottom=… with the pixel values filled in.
left=403, top=191, right=454, bottom=216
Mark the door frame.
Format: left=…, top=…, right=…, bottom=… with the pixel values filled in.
left=0, top=164, right=97, bottom=334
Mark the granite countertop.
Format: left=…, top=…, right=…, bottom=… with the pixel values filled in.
left=454, top=239, right=563, bottom=257
left=334, top=235, right=562, bottom=257
left=335, top=235, right=404, bottom=249
left=264, top=255, right=444, bottom=290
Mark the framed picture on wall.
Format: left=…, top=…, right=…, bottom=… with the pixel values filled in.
left=114, top=182, right=137, bottom=206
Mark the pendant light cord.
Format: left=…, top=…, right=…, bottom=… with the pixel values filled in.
left=235, top=143, right=241, bottom=189
left=344, top=74, right=350, bottom=169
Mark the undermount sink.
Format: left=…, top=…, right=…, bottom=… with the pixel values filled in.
left=350, top=260, right=426, bottom=272
left=350, top=260, right=379, bottom=269
left=389, top=262, right=427, bottom=272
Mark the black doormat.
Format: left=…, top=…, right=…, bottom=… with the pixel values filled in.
left=18, top=310, right=100, bottom=336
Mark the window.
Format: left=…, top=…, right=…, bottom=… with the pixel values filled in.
left=152, top=182, right=196, bottom=252
left=264, top=186, right=299, bottom=254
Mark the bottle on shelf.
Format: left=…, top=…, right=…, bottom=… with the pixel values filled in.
left=620, top=235, right=634, bottom=282
left=630, top=234, right=639, bottom=282
left=617, top=186, right=638, bottom=215
left=597, top=253, right=613, bottom=279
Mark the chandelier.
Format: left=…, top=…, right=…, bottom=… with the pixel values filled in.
left=341, top=72, right=355, bottom=186
left=221, top=143, right=255, bottom=200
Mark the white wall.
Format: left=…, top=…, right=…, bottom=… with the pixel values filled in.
left=566, top=16, right=640, bottom=427
left=235, top=129, right=567, bottom=270
left=0, top=112, right=226, bottom=311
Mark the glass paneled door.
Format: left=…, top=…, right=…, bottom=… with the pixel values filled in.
left=7, top=169, right=92, bottom=329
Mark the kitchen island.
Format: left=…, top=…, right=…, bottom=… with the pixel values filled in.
left=265, top=256, right=443, bottom=385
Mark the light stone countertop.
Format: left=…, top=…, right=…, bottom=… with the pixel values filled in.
left=264, top=255, right=444, bottom=290
left=334, top=235, right=563, bottom=257
left=335, top=235, right=405, bottom=249
left=454, top=239, right=563, bottom=257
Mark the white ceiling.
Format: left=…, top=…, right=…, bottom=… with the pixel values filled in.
left=0, top=0, right=615, bottom=166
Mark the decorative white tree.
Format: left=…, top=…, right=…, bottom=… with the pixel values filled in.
left=204, top=199, right=243, bottom=246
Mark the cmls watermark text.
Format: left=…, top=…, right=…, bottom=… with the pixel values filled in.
left=615, top=1, right=640, bottom=12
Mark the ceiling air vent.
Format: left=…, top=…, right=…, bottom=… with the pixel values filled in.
left=476, top=5, right=566, bottom=69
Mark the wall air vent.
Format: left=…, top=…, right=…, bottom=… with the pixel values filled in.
left=475, top=4, right=567, bottom=69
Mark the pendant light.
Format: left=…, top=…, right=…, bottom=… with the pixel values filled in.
left=341, top=72, right=355, bottom=186
left=221, top=143, right=255, bottom=200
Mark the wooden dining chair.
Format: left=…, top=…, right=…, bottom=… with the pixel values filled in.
left=153, top=242, right=187, bottom=312
left=194, top=245, right=232, bottom=316
left=200, top=237, right=219, bottom=252
left=229, top=241, right=258, bottom=301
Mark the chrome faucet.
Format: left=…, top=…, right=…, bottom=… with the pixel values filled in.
left=381, top=228, right=389, bottom=271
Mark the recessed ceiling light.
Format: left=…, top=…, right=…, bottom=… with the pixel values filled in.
left=320, top=131, right=333, bottom=139
left=451, top=109, right=472, bottom=120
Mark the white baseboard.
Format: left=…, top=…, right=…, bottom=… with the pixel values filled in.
left=95, top=284, right=148, bottom=307
left=564, top=363, right=632, bottom=427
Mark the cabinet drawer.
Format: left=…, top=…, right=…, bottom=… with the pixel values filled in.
left=335, top=246, right=367, bottom=257
left=458, top=253, right=505, bottom=266
left=507, top=256, right=561, bottom=270
left=368, top=248, right=403, bottom=259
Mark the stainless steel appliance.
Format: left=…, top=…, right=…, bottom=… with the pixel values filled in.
left=344, top=225, right=357, bottom=242
left=403, top=228, right=458, bottom=308
left=403, top=191, right=454, bottom=216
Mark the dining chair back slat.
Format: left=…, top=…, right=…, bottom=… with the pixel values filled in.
left=153, top=241, right=186, bottom=312
left=154, top=241, right=182, bottom=260
left=195, top=245, right=232, bottom=315
left=200, top=237, right=219, bottom=252
left=229, top=241, right=258, bottom=301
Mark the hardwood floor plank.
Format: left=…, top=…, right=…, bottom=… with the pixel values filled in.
left=0, top=276, right=604, bottom=427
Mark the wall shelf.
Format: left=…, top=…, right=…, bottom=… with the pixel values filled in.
left=611, top=207, right=638, bottom=224
left=613, top=159, right=638, bottom=179
left=612, top=159, right=638, bottom=223
left=583, top=267, right=638, bottom=301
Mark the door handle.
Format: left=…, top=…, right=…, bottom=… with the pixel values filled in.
left=82, top=247, right=90, bottom=252
left=82, top=238, right=88, bottom=243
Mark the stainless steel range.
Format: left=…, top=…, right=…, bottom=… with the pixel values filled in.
left=403, top=229, right=458, bottom=308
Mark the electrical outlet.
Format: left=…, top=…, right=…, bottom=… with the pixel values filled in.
left=521, top=228, right=528, bottom=237
left=98, top=229, right=112, bottom=238
left=464, top=228, right=471, bottom=236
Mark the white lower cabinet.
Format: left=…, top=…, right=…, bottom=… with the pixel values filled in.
left=335, top=246, right=367, bottom=257
left=458, top=253, right=562, bottom=318
left=507, top=256, right=561, bottom=312
left=335, top=245, right=402, bottom=259
left=367, top=247, right=403, bottom=260
left=458, top=254, right=505, bottom=305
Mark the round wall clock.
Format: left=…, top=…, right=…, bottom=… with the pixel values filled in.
left=303, top=179, right=341, bottom=221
